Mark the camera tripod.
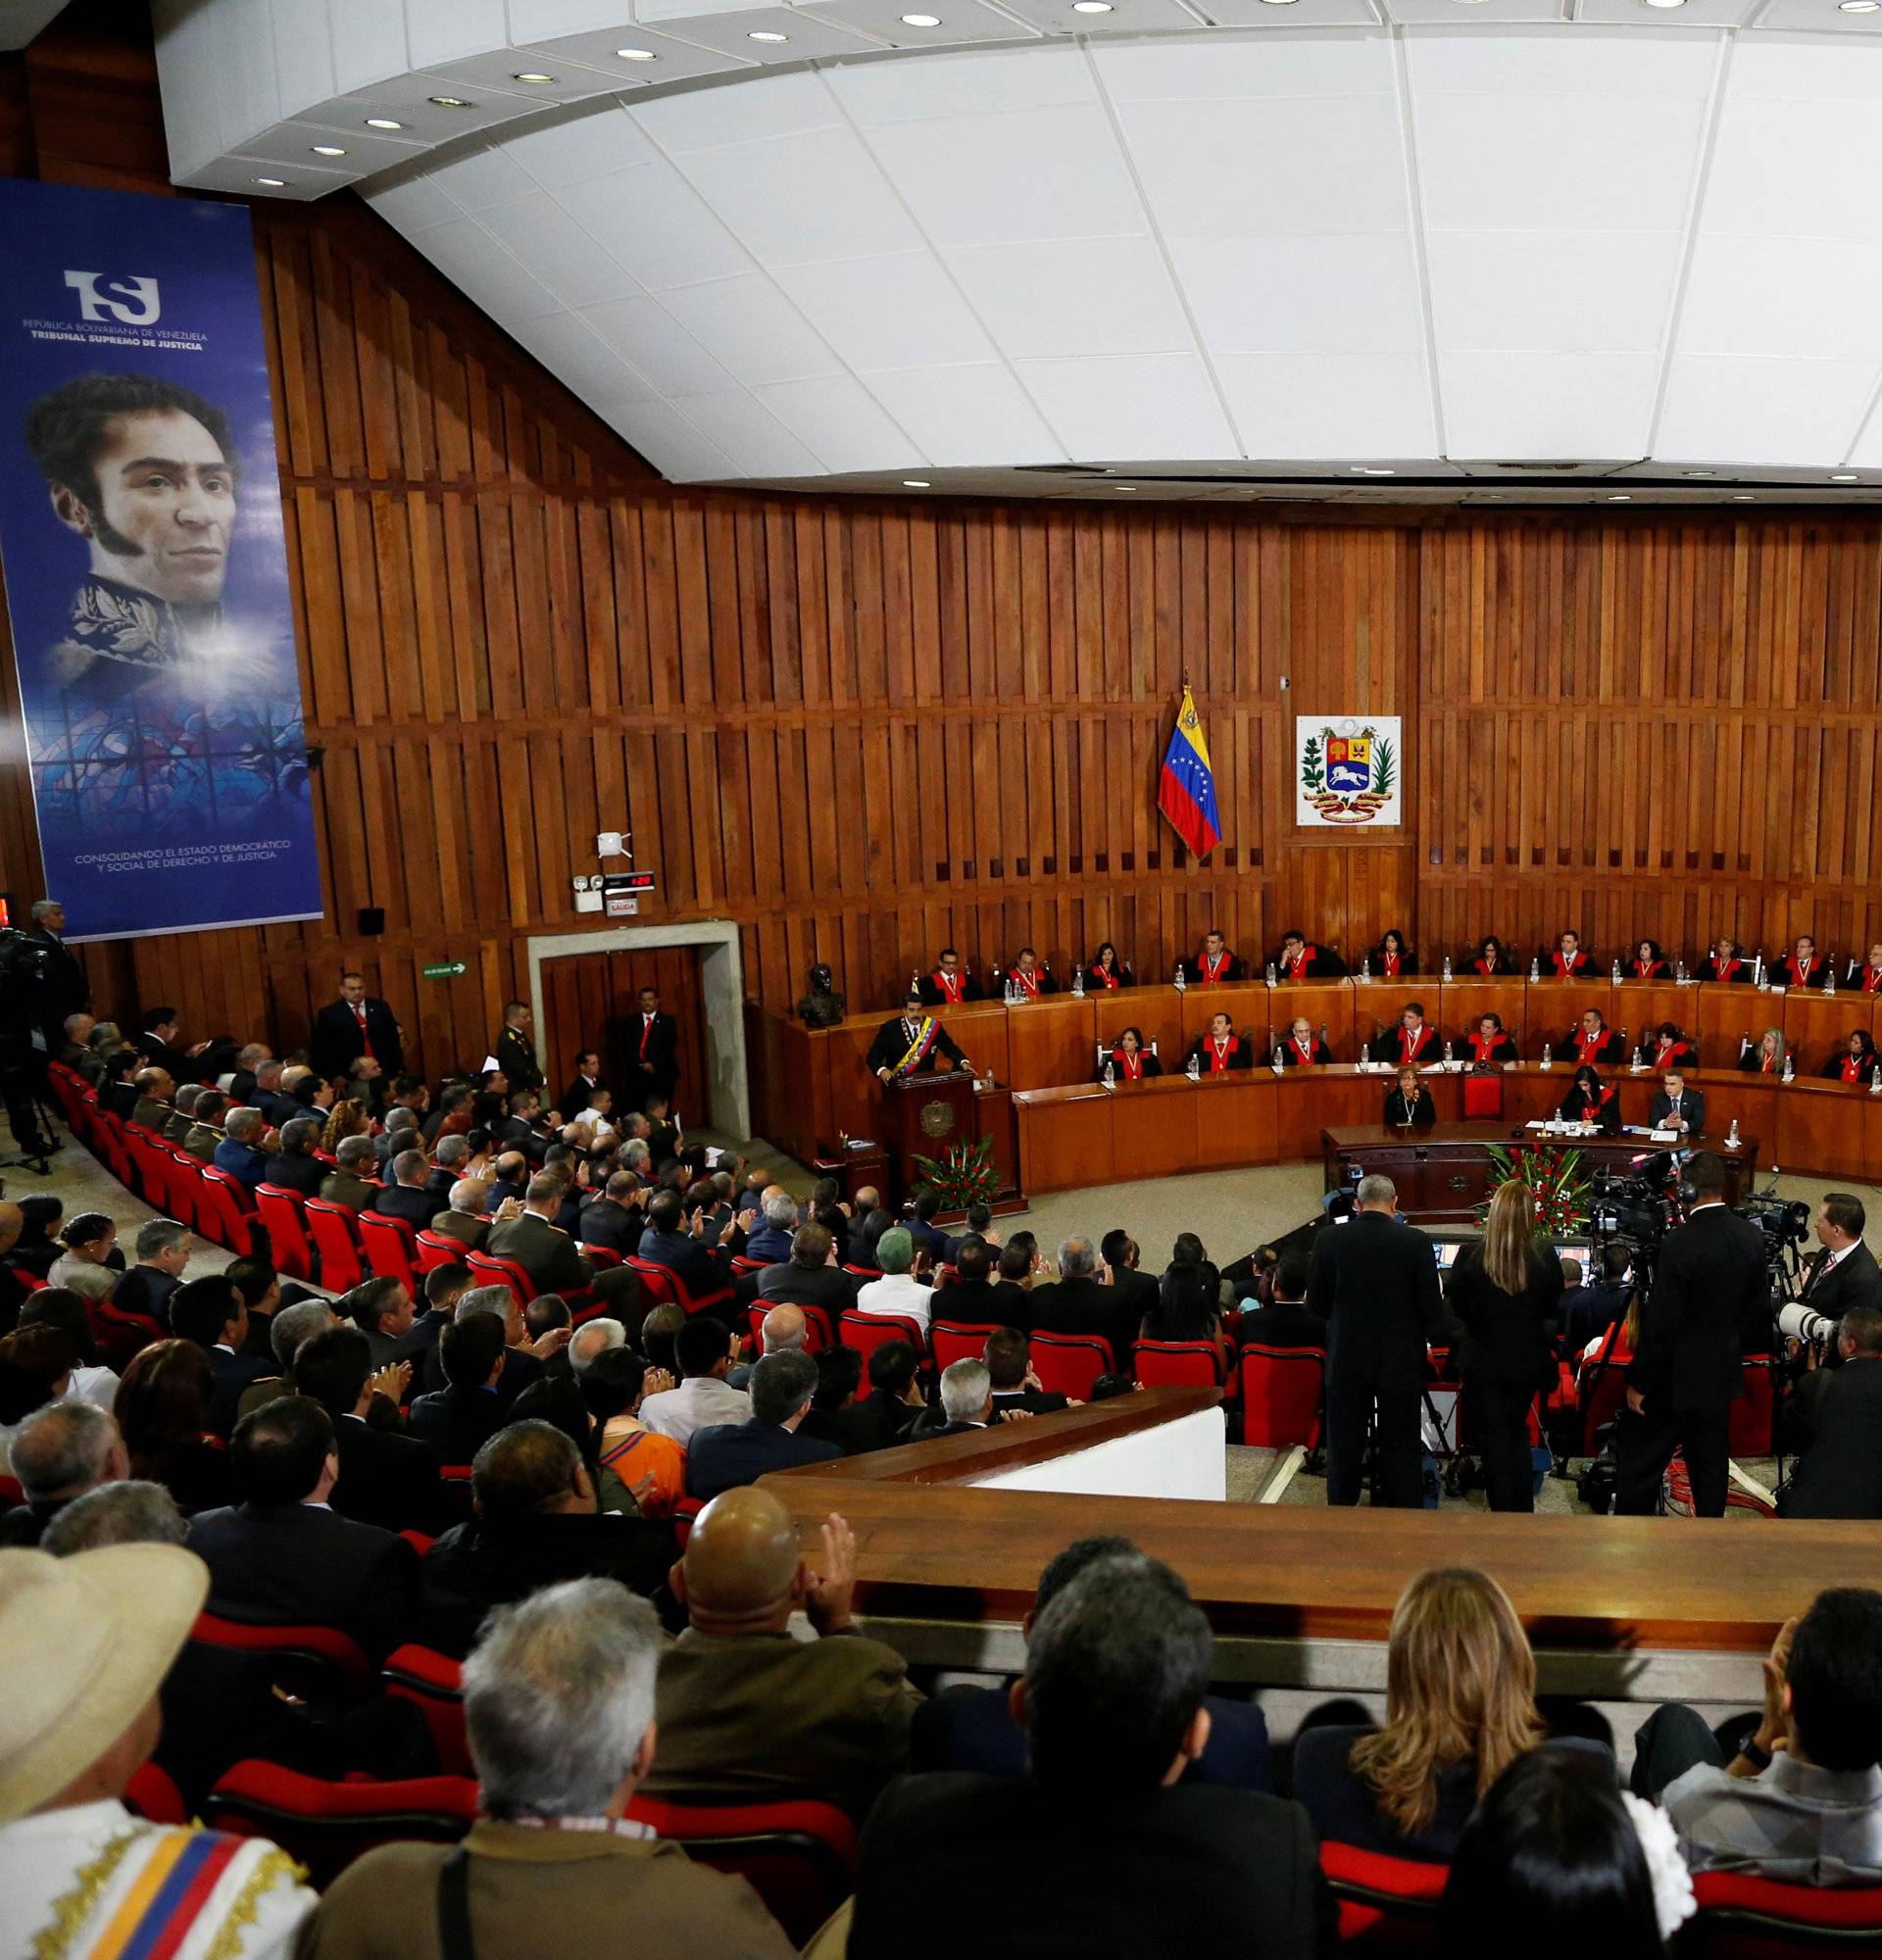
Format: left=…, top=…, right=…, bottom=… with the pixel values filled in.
left=0, top=1054, right=62, bottom=1176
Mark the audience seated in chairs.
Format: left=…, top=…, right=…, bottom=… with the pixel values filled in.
left=418, top=1419, right=674, bottom=1658
left=0, top=1400, right=128, bottom=1546
left=45, top=1211, right=120, bottom=1303
left=912, top=1535, right=1272, bottom=1791
left=407, top=1311, right=514, bottom=1465
left=19, top=1287, right=121, bottom=1410
left=756, top=1222, right=858, bottom=1324
left=848, top=1544, right=1330, bottom=1960
left=0, top=1536, right=316, bottom=1958
left=187, top=1396, right=419, bottom=1663
left=852, top=1228, right=933, bottom=1332
left=1293, top=1567, right=1550, bottom=1862
left=236, top=1298, right=342, bottom=1425
left=644, top=1489, right=920, bottom=1820
left=1027, top=1233, right=1140, bottom=1364
left=297, top=1579, right=794, bottom=1960
left=727, top=1303, right=807, bottom=1392
left=113, top=1338, right=236, bottom=1516
left=1236, top=1248, right=1326, bottom=1349
left=293, top=1326, right=443, bottom=1535
left=638, top=1317, right=750, bottom=1447
left=985, top=1327, right=1075, bottom=1416
left=170, top=1272, right=271, bottom=1437
left=685, top=1350, right=841, bottom=1501
left=1632, top=1585, right=1882, bottom=1884
left=579, top=1343, right=686, bottom=1519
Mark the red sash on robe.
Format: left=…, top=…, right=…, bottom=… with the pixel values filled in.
left=1014, top=968, right=1040, bottom=997
left=1113, top=1048, right=1143, bottom=1081
left=1634, top=959, right=1660, bottom=979
left=1468, top=1034, right=1501, bottom=1063
left=1654, top=1042, right=1687, bottom=1072
left=1200, top=953, right=1228, bottom=984
left=1473, top=956, right=1498, bottom=975
left=1709, top=958, right=1742, bottom=982
left=1284, top=946, right=1315, bottom=979
left=1207, top=1035, right=1237, bottom=1073
left=1786, top=957, right=1815, bottom=988
left=1381, top=953, right=1400, bottom=977
left=1291, top=1038, right=1317, bottom=1068
left=932, top=968, right=964, bottom=1004
left=1552, top=952, right=1583, bottom=976
left=1863, top=967, right=1882, bottom=995
left=1760, top=1052, right=1778, bottom=1074
left=1398, top=1026, right=1430, bottom=1064
left=1575, top=1034, right=1607, bottom=1064
left=1093, top=964, right=1119, bottom=991
left=1843, top=1056, right=1866, bottom=1084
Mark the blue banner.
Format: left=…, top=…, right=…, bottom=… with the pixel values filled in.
left=0, top=181, right=321, bottom=942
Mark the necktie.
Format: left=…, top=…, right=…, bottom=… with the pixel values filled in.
left=640, top=1015, right=653, bottom=1060
left=354, top=1004, right=373, bottom=1060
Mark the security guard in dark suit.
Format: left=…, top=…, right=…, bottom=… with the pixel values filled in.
left=494, top=1002, right=544, bottom=1096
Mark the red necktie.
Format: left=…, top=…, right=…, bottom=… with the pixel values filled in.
left=640, top=1016, right=653, bottom=1060
left=354, top=1004, right=372, bottom=1060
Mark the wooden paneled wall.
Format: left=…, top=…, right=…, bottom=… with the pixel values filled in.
left=4, top=8, right=1882, bottom=1103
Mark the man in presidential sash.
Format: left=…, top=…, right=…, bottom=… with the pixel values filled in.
left=0, top=1540, right=314, bottom=1958
left=867, top=991, right=973, bottom=1084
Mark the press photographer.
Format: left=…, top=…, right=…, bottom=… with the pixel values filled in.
left=1616, top=1151, right=1773, bottom=1519
left=1778, top=1195, right=1882, bottom=1371
left=1779, top=1302, right=1882, bottom=1520
left=0, top=914, right=69, bottom=1159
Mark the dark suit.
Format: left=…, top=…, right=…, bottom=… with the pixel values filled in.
left=24, top=923, right=87, bottom=1036
left=848, top=1774, right=1331, bottom=1960
left=577, top=1197, right=644, bottom=1256
left=1780, top=1357, right=1882, bottom=1520
left=801, top=1396, right=912, bottom=1456
left=203, top=1343, right=272, bottom=1438
left=1559, top=1087, right=1621, bottom=1134
left=113, top=1264, right=180, bottom=1331
left=989, top=1387, right=1068, bottom=1417
left=495, top=1026, right=544, bottom=1095
left=407, top=1384, right=511, bottom=1464
left=1237, top=1299, right=1328, bottom=1349
left=319, top=1169, right=377, bottom=1213
left=624, top=1010, right=680, bottom=1109
left=311, top=997, right=404, bottom=1081
left=1382, top=1088, right=1436, bottom=1127
left=1446, top=1245, right=1563, bottom=1512
left=212, top=1136, right=271, bottom=1191
left=265, top=1151, right=326, bottom=1199
left=1795, top=1240, right=1882, bottom=1332
left=1648, top=1087, right=1707, bottom=1138
left=485, top=1211, right=597, bottom=1296
left=369, top=1183, right=433, bottom=1231
left=864, top=1014, right=967, bottom=1077
left=1025, top=1274, right=1138, bottom=1371
left=1620, top=1203, right=1770, bottom=1517
left=131, top=1095, right=173, bottom=1133
left=937, top=1276, right=1028, bottom=1334
left=328, top=1413, right=444, bottom=1535
left=912, top=1688, right=1272, bottom=1792
left=1307, top=1211, right=1454, bottom=1507
left=427, top=1208, right=490, bottom=1251
left=637, top=1224, right=732, bottom=1304
left=558, top=1075, right=606, bottom=1123
left=754, top=1263, right=854, bottom=1334
left=186, top=1499, right=418, bottom=1662
left=1561, top=1280, right=1632, bottom=1356
left=916, top=970, right=983, bottom=1006
left=684, top=1419, right=843, bottom=1499
left=419, top=1510, right=676, bottom=1658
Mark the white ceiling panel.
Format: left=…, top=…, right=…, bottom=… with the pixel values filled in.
left=630, top=5, right=886, bottom=59
left=1657, top=356, right=1882, bottom=465
left=1702, top=95, right=1882, bottom=244
left=660, top=124, right=925, bottom=266
left=1172, top=234, right=1423, bottom=354
left=507, top=311, right=662, bottom=403
left=1403, top=26, right=1718, bottom=95
left=428, top=140, right=544, bottom=213
left=670, top=389, right=826, bottom=472
left=1213, top=351, right=1437, bottom=456
left=632, top=68, right=839, bottom=148
left=1383, top=0, right=1561, bottom=25
left=508, top=30, right=754, bottom=87
left=658, top=272, right=843, bottom=382
left=613, top=397, right=742, bottom=478
left=405, top=0, right=506, bottom=69
left=1847, top=387, right=1882, bottom=469
left=1013, top=353, right=1239, bottom=459
left=1004, top=0, right=1208, bottom=34
left=558, top=162, right=754, bottom=288
left=581, top=293, right=740, bottom=392
left=1425, top=230, right=1680, bottom=351
left=1577, top=0, right=1756, bottom=24
left=771, top=253, right=997, bottom=368
left=859, top=363, right=1068, bottom=463
left=505, top=104, right=665, bottom=188
left=947, top=236, right=1193, bottom=360
left=1200, top=0, right=1380, bottom=26
left=1753, top=2, right=1882, bottom=37
left=1731, top=40, right=1882, bottom=103
left=1119, top=95, right=1411, bottom=236
left=752, top=373, right=922, bottom=469
left=363, top=169, right=465, bottom=233
left=828, top=43, right=1093, bottom=122
left=1439, top=352, right=1659, bottom=458
left=491, top=192, right=646, bottom=306
left=1677, top=236, right=1882, bottom=361
left=805, top=0, right=1039, bottom=48
left=1093, top=33, right=1397, bottom=99
left=406, top=218, right=567, bottom=327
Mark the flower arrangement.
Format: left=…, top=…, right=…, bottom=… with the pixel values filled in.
left=911, top=1136, right=1001, bottom=1211
left=1477, top=1141, right=1592, bottom=1238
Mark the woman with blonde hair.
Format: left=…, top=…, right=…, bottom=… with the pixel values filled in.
left=1294, top=1567, right=1548, bottom=1859
left=1447, top=1178, right=1563, bottom=1512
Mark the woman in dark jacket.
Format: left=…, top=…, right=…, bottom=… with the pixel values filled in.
left=1559, top=1065, right=1619, bottom=1133
left=1446, top=1179, right=1563, bottom=1512
left=1083, top=943, right=1133, bottom=992
left=1384, top=1065, right=1436, bottom=1128
left=1099, top=1025, right=1163, bottom=1084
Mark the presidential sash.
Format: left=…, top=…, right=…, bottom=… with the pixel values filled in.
left=889, top=1018, right=941, bottom=1080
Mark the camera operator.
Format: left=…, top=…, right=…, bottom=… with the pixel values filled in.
left=1790, top=1195, right=1882, bottom=1342
left=1617, top=1151, right=1771, bottom=1519
left=1779, top=1303, right=1882, bottom=1520
left=20, top=899, right=87, bottom=1039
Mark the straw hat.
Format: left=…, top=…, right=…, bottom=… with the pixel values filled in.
left=0, top=1544, right=206, bottom=1825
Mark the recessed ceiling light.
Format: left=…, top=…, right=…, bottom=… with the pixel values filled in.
left=1115, top=484, right=1137, bottom=492
left=254, top=176, right=286, bottom=186
left=1351, top=466, right=1395, bottom=476
left=428, top=96, right=473, bottom=107
left=1257, top=1, right=1299, bottom=7
left=364, top=117, right=404, bottom=129
left=1685, top=469, right=1715, bottom=478
left=901, top=12, right=941, bottom=23
left=1072, top=2, right=1114, bottom=10
left=903, top=478, right=930, bottom=488
left=1607, top=494, right=1631, bottom=502
left=311, top=144, right=346, bottom=156
left=513, top=73, right=557, bottom=83
left=1733, top=494, right=1756, bottom=502
left=748, top=29, right=789, bottom=40
left=615, top=47, right=659, bottom=59
left=1644, top=0, right=1686, bottom=9
left=1841, top=3, right=1879, bottom=14
left=1832, top=472, right=1860, bottom=482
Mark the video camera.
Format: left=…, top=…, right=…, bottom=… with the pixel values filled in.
left=1589, top=1152, right=1679, bottom=1256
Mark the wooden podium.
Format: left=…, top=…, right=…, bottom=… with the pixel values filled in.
left=880, top=1070, right=980, bottom=1200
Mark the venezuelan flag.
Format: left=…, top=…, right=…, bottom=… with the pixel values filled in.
left=1157, top=684, right=1221, bottom=858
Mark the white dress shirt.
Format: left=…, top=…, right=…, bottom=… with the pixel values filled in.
left=854, top=1271, right=934, bottom=1333
left=637, top=1375, right=752, bottom=1446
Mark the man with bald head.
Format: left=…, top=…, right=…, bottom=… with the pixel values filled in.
left=644, top=1490, right=921, bottom=1819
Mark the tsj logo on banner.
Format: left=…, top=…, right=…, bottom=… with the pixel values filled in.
left=1296, top=716, right=1403, bottom=828
left=0, top=180, right=322, bottom=942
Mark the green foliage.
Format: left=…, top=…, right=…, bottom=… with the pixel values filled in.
left=910, top=1136, right=1001, bottom=1210
left=1371, top=737, right=1396, bottom=798
left=1301, top=734, right=1323, bottom=790
left=1474, top=1142, right=1592, bottom=1238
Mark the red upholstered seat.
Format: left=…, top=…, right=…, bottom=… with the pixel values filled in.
left=87, top=1295, right=164, bottom=1373
left=625, top=1257, right=677, bottom=1309
left=1027, top=1330, right=1111, bottom=1400
left=191, top=1611, right=372, bottom=1696
left=1687, top=1869, right=1882, bottom=1956
left=840, top=1310, right=929, bottom=1364
left=124, top=1762, right=189, bottom=1825
left=747, top=1302, right=830, bottom=1354
left=415, top=1229, right=468, bottom=1273
left=200, top=1166, right=261, bottom=1254
left=204, top=1761, right=478, bottom=1889
left=467, top=1250, right=535, bottom=1306
left=1238, top=1345, right=1326, bottom=1449
left=583, top=1243, right=623, bottom=1268
left=729, top=1253, right=767, bottom=1276
left=255, top=1185, right=316, bottom=1282
left=929, top=1320, right=1003, bottom=1371
left=305, top=1198, right=365, bottom=1294
left=1318, top=1840, right=1446, bottom=1950
left=0, top=1472, right=23, bottom=1506
left=632, top=1257, right=733, bottom=1319
left=358, top=1211, right=420, bottom=1293
left=622, top=1796, right=858, bottom=1947
left=166, top=1151, right=205, bottom=1233
left=381, top=1643, right=470, bottom=1776
left=1133, top=1339, right=1223, bottom=1389
left=1729, top=1355, right=1779, bottom=1458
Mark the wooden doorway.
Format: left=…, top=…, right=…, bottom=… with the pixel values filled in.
left=538, top=947, right=710, bottom=1127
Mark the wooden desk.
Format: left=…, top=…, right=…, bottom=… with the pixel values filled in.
left=1322, top=1121, right=1759, bottom=1224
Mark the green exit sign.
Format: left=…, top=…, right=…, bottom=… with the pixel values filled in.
left=421, top=960, right=468, bottom=979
